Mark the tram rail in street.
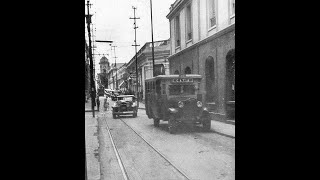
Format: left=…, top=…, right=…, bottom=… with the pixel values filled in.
left=104, top=114, right=191, bottom=180
left=105, top=118, right=129, bottom=180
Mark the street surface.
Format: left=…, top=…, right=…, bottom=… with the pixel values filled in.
left=85, top=112, right=100, bottom=180
left=95, top=97, right=235, bottom=180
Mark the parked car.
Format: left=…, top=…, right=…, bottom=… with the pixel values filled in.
left=112, top=95, right=138, bottom=118
left=145, top=74, right=211, bottom=134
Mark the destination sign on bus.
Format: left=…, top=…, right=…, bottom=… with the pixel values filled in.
left=172, top=78, right=193, bottom=83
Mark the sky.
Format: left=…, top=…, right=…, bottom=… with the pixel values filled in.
left=85, top=0, right=176, bottom=76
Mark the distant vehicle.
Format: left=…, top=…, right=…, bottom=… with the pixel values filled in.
left=145, top=74, right=211, bottom=134
left=104, top=89, right=113, bottom=97
left=97, top=87, right=104, bottom=96
left=112, top=95, right=138, bottom=118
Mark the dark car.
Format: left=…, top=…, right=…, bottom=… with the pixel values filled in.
left=145, top=74, right=211, bottom=134
left=112, top=95, right=138, bottom=118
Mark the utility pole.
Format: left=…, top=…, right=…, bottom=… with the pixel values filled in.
left=149, top=0, right=156, bottom=77
left=85, top=2, right=93, bottom=180
left=130, top=6, right=140, bottom=107
left=86, top=0, right=96, bottom=118
left=111, top=45, right=118, bottom=90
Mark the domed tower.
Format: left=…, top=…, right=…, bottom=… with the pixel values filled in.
left=98, top=56, right=110, bottom=89
left=99, top=56, right=110, bottom=73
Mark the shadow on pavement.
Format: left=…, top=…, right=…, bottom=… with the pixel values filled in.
left=144, top=122, right=234, bottom=138
left=145, top=122, right=215, bottom=134
left=115, top=115, right=136, bottom=119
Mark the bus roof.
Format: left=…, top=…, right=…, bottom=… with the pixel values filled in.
left=145, top=74, right=202, bottom=82
left=117, top=95, right=135, bottom=97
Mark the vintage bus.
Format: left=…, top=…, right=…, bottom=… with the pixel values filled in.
left=145, top=74, right=211, bottom=134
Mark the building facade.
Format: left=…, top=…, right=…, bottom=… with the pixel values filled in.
left=116, top=64, right=128, bottom=92
left=85, top=42, right=91, bottom=100
left=126, top=39, right=170, bottom=102
left=167, top=0, right=235, bottom=121
left=107, top=62, right=125, bottom=90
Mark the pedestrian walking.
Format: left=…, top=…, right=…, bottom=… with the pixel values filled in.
left=96, top=96, right=100, bottom=112
left=103, top=98, right=109, bottom=111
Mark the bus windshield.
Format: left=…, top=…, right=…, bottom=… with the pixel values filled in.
left=169, top=85, right=196, bottom=95
left=118, top=97, right=133, bottom=101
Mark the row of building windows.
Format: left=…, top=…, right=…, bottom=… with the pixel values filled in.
left=174, top=0, right=235, bottom=49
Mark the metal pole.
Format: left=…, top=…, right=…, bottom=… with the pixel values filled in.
left=150, top=0, right=155, bottom=77
left=85, top=151, right=88, bottom=180
left=85, top=2, right=91, bottom=179
left=113, top=46, right=118, bottom=89
left=86, top=0, right=95, bottom=118
left=131, top=7, right=140, bottom=107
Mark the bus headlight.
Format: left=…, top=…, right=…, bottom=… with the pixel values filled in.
left=197, top=101, right=203, bottom=107
left=114, top=101, right=120, bottom=107
left=178, top=101, right=184, bottom=108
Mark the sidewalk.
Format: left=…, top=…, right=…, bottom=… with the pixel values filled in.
left=85, top=112, right=100, bottom=180
left=85, top=98, right=101, bottom=112
left=137, top=102, right=235, bottom=138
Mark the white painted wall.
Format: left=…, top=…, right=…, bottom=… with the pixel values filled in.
left=217, top=0, right=230, bottom=31
left=199, top=0, right=207, bottom=41
left=169, top=0, right=235, bottom=54
left=170, top=20, right=175, bottom=53
left=192, top=0, right=199, bottom=43
left=180, top=9, right=186, bottom=50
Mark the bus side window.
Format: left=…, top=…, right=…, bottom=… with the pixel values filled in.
left=146, top=82, right=149, bottom=93
left=156, top=80, right=161, bottom=95
left=162, top=84, right=166, bottom=94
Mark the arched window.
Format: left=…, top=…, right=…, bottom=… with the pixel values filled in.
left=205, top=56, right=215, bottom=102
left=226, top=49, right=235, bottom=101
left=185, top=66, right=192, bottom=74
left=174, top=70, right=179, bottom=74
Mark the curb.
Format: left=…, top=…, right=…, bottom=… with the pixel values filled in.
left=211, top=120, right=235, bottom=138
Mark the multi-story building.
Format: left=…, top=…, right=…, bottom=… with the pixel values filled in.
left=107, top=62, right=125, bottom=90
left=116, top=64, right=128, bottom=92
left=167, top=0, right=235, bottom=121
left=85, top=41, right=90, bottom=100
left=126, top=39, right=170, bottom=102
